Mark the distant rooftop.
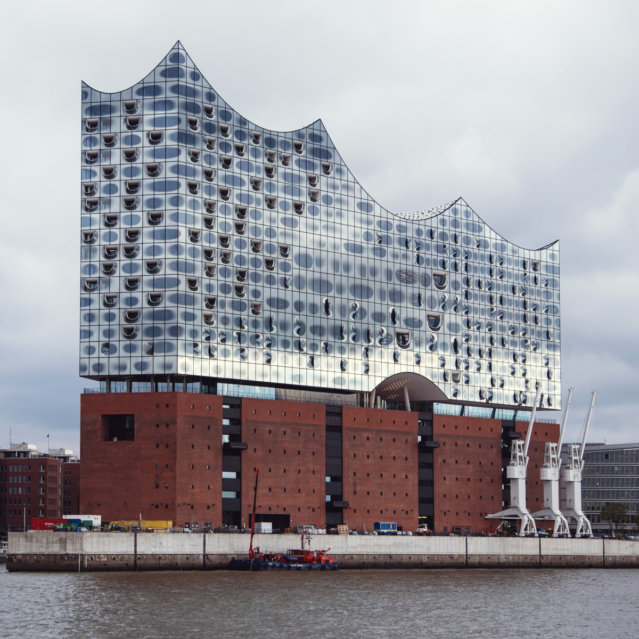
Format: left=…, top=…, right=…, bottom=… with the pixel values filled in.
left=0, top=442, right=78, bottom=461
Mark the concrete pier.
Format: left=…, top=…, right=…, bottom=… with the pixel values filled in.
left=7, top=532, right=639, bottom=571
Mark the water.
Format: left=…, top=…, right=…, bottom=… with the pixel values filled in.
left=1, top=564, right=638, bottom=638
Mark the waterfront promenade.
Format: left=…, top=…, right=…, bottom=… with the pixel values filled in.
left=7, top=532, right=639, bottom=571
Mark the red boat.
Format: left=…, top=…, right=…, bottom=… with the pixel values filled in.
left=229, top=471, right=339, bottom=571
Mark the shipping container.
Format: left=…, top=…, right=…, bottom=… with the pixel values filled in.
left=30, top=518, right=67, bottom=531
left=64, top=514, right=102, bottom=528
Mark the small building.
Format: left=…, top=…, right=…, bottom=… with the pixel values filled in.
left=0, top=444, right=80, bottom=535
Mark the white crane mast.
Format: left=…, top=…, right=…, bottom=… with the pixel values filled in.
left=532, top=388, right=572, bottom=536
left=561, top=391, right=597, bottom=538
left=486, top=387, right=540, bottom=536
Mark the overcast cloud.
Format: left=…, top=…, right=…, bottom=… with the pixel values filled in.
left=1, top=0, right=637, bottom=454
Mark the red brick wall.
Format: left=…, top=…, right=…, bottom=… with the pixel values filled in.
left=0, top=457, right=62, bottom=532
left=433, top=415, right=503, bottom=534
left=342, top=406, right=418, bottom=532
left=433, top=415, right=560, bottom=534
left=62, top=462, right=81, bottom=515
left=80, top=392, right=223, bottom=528
left=241, top=398, right=326, bottom=531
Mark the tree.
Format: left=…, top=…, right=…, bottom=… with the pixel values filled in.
left=600, top=502, right=629, bottom=536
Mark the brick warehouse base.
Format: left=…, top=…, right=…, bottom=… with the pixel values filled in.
left=80, top=392, right=557, bottom=534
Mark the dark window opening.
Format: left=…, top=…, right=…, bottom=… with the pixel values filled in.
left=102, top=414, right=135, bottom=442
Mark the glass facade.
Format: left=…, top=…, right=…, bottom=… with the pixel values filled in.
left=581, top=444, right=639, bottom=530
left=80, top=42, right=560, bottom=410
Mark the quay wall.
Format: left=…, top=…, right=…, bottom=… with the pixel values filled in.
left=7, top=532, right=639, bottom=571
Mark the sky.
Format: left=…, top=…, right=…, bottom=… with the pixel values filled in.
left=1, top=0, right=637, bottom=454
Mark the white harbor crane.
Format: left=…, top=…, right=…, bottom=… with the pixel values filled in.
left=486, top=387, right=541, bottom=536
left=562, top=390, right=597, bottom=538
left=531, top=387, right=572, bottom=537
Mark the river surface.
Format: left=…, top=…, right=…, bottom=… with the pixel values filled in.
left=1, top=564, right=638, bottom=638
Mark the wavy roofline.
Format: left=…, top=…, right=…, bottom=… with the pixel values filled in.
left=82, top=41, right=559, bottom=254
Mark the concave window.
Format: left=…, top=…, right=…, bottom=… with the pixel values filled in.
left=83, top=278, right=98, bottom=292
left=219, top=124, right=230, bottom=137
left=251, top=131, right=262, bottom=144
left=147, top=292, right=162, bottom=306
left=125, top=229, right=140, bottom=242
left=203, top=247, right=215, bottom=261
left=322, top=162, right=332, bottom=175
left=205, top=264, right=216, bottom=277
left=148, top=130, right=163, bottom=145
left=205, top=296, right=217, bottom=310
left=264, top=258, right=275, bottom=271
left=235, top=205, right=247, bottom=219
left=85, top=118, right=99, bottom=132
left=102, top=165, right=116, bottom=179
left=125, top=309, right=139, bottom=323
left=104, top=245, right=118, bottom=259
left=234, top=143, right=245, bottom=157
left=84, top=151, right=98, bottom=165
left=219, top=187, right=230, bottom=201
left=279, top=244, right=290, bottom=258
left=235, top=222, right=245, bottom=235
left=280, top=153, right=291, bottom=166
left=189, top=228, right=200, bottom=242
left=147, top=211, right=163, bottom=225
left=205, top=136, right=216, bottom=150
left=125, top=116, right=140, bottom=130
left=145, top=260, right=161, bottom=274
left=123, top=148, right=138, bottom=162
left=189, top=149, right=200, bottom=162
left=103, top=134, right=116, bottom=147
left=123, top=100, right=137, bottom=114
left=251, top=302, right=262, bottom=316
left=203, top=167, right=216, bottom=182
left=265, top=150, right=276, bottom=163
left=219, top=235, right=230, bottom=248
left=103, top=294, right=118, bottom=307
left=427, top=314, right=442, bottom=331
left=220, top=250, right=232, bottom=264
left=308, top=174, right=318, bottom=187
left=188, top=277, right=199, bottom=291
left=83, top=182, right=96, bottom=196
left=266, top=196, right=276, bottom=209
left=84, top=198, right=98, bottom=212
left=125, top=277, right=139, bottom=291
left=308, top=189, right=319, bottom=202
left=265, top=165, right=275, bottom=178
left=293, top=201, right=304, bottom=214
left=433, top=272, right=447, bottom=290
left=293, top=141, right=304, bottom=154
left=396, top=330, right=411, bottom=349
left=122, top=326, right=138, bottom=339
left=104, top=214, right=118, bottom=227
left=126, top=180, right=139, bottom=194
left=188, top=116, right=199, bottom=131
left=250, top=177, right=262, bottom=191
left=83, top=230, right=97, bottom=244
left=203, top=104, right=215, bottom=118
left=251, top=239, right=262, bottom=253
left=123, top=245, right=138, bottom=258
left=123, top=196, right=138, bottom=210
left=187, top=181, right=199, bottom=195
left=146, top=163, right=161, bottom=177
